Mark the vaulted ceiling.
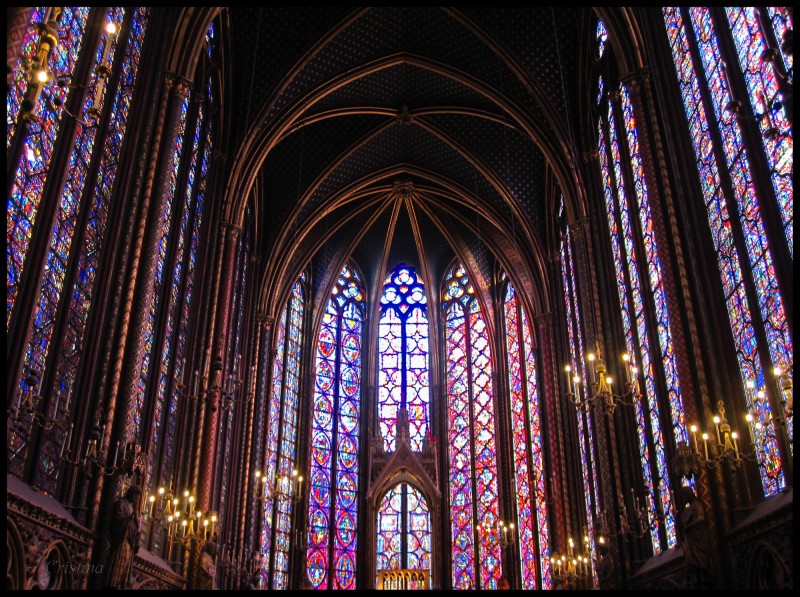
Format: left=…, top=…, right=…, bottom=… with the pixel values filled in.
left=214, top=7, right=595, bottom=319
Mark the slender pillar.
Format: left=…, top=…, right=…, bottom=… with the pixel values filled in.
left=197, top=224, right=242, bottom=513
left=236, top=306, right=264, bottom=582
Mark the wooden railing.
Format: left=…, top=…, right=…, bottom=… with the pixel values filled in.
left=377, top=569, right=430, bottom=590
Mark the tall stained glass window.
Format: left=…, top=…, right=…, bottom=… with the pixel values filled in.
left=558, top=202, right=601, bottom=575
left=377, top=264, right=430, bottom=452
left=443, top=262, right=501, bottom=590
left=260, top=276, right=305, bottom=590
left=595, top=17, right=688, bottom=551
left=662, top=7, right=792, bottom=495
left=501, top=273, right=551, bottom=589
left=8, top=8, right=150, bottom=491
left=8, top=7, right=90, bottom=327
left=146, top=49, right=215, bottom=505
left=376, top=483, right=431, bottom=582
left=135, top=94, right=189, bottom=440
left=306, top=264, right=365, bottom=590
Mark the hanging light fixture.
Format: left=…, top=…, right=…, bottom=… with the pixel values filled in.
left=20, top=8, right=63, bottom=122
left=86, top=19, right=119, bottom=120
left=563, top=342, right=640, bottom=415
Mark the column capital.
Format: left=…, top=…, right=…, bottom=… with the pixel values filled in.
left=164, top=72, right=192, bottom=98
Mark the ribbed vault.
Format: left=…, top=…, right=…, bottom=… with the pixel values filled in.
left=209, top=6, right=608, bottom=323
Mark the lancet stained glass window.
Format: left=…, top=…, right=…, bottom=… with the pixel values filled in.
left=306, top=263, right=364, bottom=590
left=501, top=274, right=551, bottom=589
left=376, top=483, right=431, bottom=578
left=260, top=277, right=305, bottom=590
left=594, top=17, right=687, bottom=551
left=146, top=95, right=204, bottom=497
left=135, top=93, right=189, bottom=439
left=136, top=22, right=215, bottom=532
left=8, top=8, right=90, bottom=327
left=662, top=7, right=791, bottom=495
left=443, top=262, right=501, bottom=590
left=378, top=264, right=430, bottom=452
left=8, top=8, right=150, bottom=490
left=558, top=204, right=600, bottom=576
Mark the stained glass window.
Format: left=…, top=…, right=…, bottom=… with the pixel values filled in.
left=131, top=22, right=216, bottom=555
left=662, top=7, right=791, bottom=495
left=306, top=263, right=365, bottom=590
left=597, top=105, right=676, bottom=551
left=146, top=98, right=202, bottom=496
left=726, top=8, right=792, bottom=257
left=378, top=264, right=430, bottom=452
left=217, top=226, right=248, bottom=529
left=7, top=7, right=48, bottom=150
left=501, top=274, right=551, bottom=589
left=376, top=483, right=431, bottom=578
left=558, top=206, right=601, bottom=576
left=159, top=85, right=211, bottom=489
left=765, top=8, right=792, bottom=79
left=8, top=7, right=90, bottom=329
left=8, top=8, right=150, bottom=489
left=596, top=18, right=608, bottom=59
left=135, top=94, right=189, bottom=440
left=443, top=262, right=501, bottom=590
left=594, top=17, right=686, bottom=550
left=260, top=277, right=305, bottom=590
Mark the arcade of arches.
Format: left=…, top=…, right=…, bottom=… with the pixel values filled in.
left=6, top=6, right=793, bottom=591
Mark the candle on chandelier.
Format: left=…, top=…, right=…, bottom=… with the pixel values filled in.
left=100, top=21, right=117, bottom=66
left=586, top=353, right=596, bottom=383
left=51, top=388, right=61, bottom=420
left=60, top=422, right=73, bottom=459
left=622, top=353, right=632, bottom=383
left=721, top=60, right=735, bottom=101
left=565, top=365, right=573, bottom=394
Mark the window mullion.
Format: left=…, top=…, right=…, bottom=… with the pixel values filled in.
left=463, top=302, right=482, bottom=588
left=327, top=302, right=343, bottom=585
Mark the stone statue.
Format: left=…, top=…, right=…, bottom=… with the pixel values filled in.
left=103, top=484, right=142, bottom=589
left=675, top=485, right=714, bottom=589
left=196, top=541, right=218, bottom=590
left=595, top=539, right=615, bottom=588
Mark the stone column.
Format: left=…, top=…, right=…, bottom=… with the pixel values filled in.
left=197, top=224, right=242, bottom=513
